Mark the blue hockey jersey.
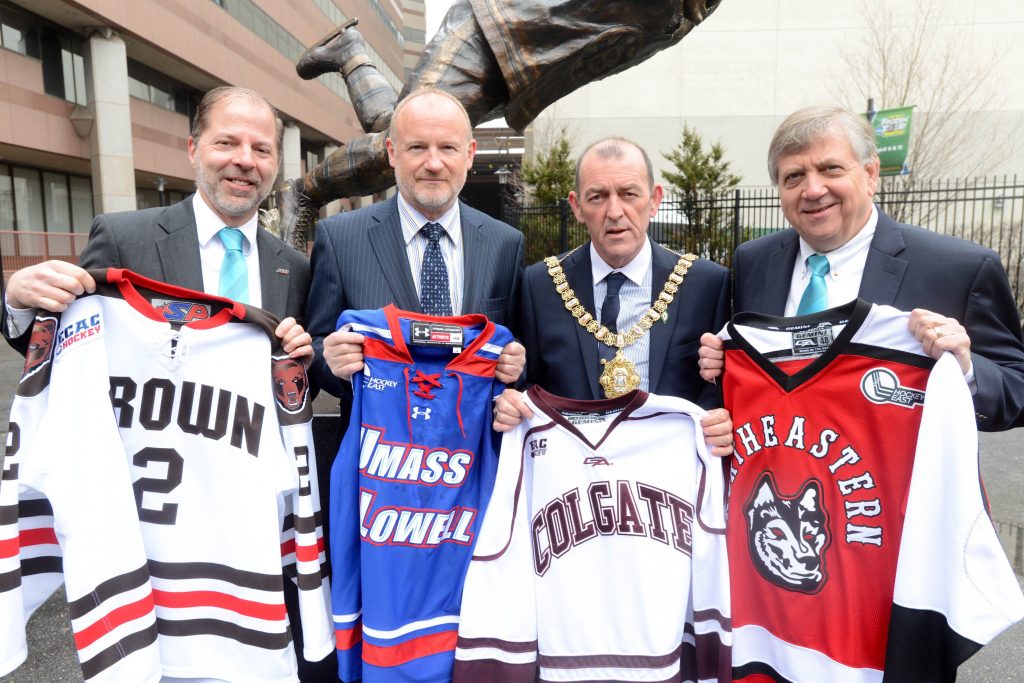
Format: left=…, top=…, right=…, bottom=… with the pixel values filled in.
left=330, top=305, right=512, bottom=682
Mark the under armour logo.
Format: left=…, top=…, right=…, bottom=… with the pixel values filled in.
left=413, top=325, right=431, bottom=339
left=584, top=456, right=612, bottom=467
left=411, top=406, right=432, bottom=420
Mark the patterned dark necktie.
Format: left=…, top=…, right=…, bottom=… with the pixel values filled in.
left=419, top=222, right=452, bottom=316
left=599, top=272, right=627, bottom=362
left=796, top=254, right=830, bottom=315
left=217, top=227, right=248, bottom=304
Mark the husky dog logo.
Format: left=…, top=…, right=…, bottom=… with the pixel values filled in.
left=745, top=472, right=830, bottom=594
left=271, top=357, right=308, bottom=412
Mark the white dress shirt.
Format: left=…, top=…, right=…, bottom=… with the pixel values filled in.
left=398, top=193, right=464, bottom=315
left=591, top=239, right=653, bottom=391
left=193, top=194, right=262, bottom=308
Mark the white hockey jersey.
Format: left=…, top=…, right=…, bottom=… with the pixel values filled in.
left=720, top=299, right=1024, bottom=683
left=453, top=387, right=731, bottom=683
left=0, top=269, right=333, bottom=682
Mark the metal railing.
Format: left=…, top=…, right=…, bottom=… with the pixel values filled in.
left=0, top=230, right=90, bottom=278
left=502, top=176, right=1024, bottom=315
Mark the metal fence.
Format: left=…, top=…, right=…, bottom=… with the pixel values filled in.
left=0, top=230, right=90, bottom=278
left=503, top=176, right=1024, bottom=315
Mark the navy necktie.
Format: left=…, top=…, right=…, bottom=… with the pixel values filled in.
left=599, top=272, right=627, bottom=361
left=796, top=254, right=830, bottom=315
left=420, top=222, right=452, bottom=316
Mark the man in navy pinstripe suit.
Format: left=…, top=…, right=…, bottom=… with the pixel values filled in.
left=305, top=88, right=526, bottom=402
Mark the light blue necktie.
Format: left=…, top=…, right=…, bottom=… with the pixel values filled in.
left=796, top=254, right=830, bottom=315
left=420, top=222, right=452, bottom=316
left=218, top=227, right=248, bottom=304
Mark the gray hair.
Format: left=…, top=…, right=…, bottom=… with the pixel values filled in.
left=575, top=137, right=655, bottom=193
left=767, top=106, right=878, bottom=185
left=191, top=86, right=283, bottom=156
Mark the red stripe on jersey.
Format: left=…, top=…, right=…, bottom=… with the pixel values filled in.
left=294, top=539, right=323, bottom=563
left=20, top=527, right=58, bottom=547
left=0, top=535, right=19, bottom=558
left=73, top=592, right=155, bottom=650
left=153, top=589, right=287, bottom=621
left=362, top=629, right=458, bottom=667
left=280, top=538, right=294, bottom=557
left=364, top=337, right=411, bottom=365
left=336, top=623, right=362, bottom=650
left=281, top=537, right=324, bottom=560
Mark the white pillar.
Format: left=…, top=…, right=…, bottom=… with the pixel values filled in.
left=282, top=123, right=302, bottom=183
left=83, top=27, right=136, bottom=213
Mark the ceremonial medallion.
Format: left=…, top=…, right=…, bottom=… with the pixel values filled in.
left=600, top=350, right=641, bottom=398
left=544, top=250, right=697, bottom=399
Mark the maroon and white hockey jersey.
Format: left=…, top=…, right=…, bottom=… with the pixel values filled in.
left=0, top=269, right=333, bottom=682
left=720, top=299, right=1024, bottom=683
left=454, top=386, right=731, bottom=683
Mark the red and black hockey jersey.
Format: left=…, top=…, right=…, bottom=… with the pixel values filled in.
left=0, top=269, right=333, bottom=682
left=719, top=298, right=1024, bottom=683
left=454, top=386, right=732, bottom=683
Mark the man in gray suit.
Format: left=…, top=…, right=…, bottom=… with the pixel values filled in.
left=306, top=87, right=526, bottom=398
left=3, top=86, right=311, bottom=358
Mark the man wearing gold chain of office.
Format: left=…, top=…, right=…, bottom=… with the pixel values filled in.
left=493, top=137, right=735, bottom=457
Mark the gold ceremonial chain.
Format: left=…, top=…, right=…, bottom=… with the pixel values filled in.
left=544, top=252, right=696, bottom=398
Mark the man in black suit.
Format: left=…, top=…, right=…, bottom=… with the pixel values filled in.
left=698, top=105, right=1024, bottom=431
left=306, top=88, right=525, bottom=398
left=3, top=86, right=311, bottom=358
left=492, top=137, right=734, bottom=455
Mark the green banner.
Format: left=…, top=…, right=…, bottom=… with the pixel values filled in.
left=869, top=106, right=914, bottom=176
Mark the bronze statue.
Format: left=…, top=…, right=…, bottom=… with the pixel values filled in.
left=279, top=0, right=723, bottom=246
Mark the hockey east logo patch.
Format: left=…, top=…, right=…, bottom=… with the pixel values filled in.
left=860, top=368, right=925, bottom=408
left=54, top=312, right=103, bottom=360
left=745, top=472, right=831, bottom=594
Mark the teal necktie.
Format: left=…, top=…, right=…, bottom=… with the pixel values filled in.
left=796, top=254, right=830, bottom=315
left=218, top=228, right=248, bottom=304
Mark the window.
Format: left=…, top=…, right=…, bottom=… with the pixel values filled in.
left=0, top=1, right=41, bottom=58
left=0, top=164, right=92, bottom=233
left=12, top=167, right=43, bottom=232
left=127, top=59, right=203, bottom=117
left=69, top=176, right=93, bottom=232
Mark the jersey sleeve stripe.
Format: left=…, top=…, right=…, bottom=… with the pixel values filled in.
left=17, top=527, right=57, bottom=547
left=538, top=644, right=683, bottom=669
left=0, top=536, right=17, bottom=559
left=147, top=559, right=280, bottom=591
left=0, top=567, right=21, bottom=592
left=361, top=628, right=458, bottom=667
left=152, top=589, right=286, bottom=621
left=73, top=592, right=155, bottom=650
left=361, top=613, right=461, bottom=639
left=19, top=556, right=61, bottom=577
left=67, top=564, right=150, bottom=619
left=335, top=623, right=362, bottom=650
left=78, top=621, right=159, bottom=680
left=456, top=635, right=538, bottom=653
left=155, top=617, right=291, bottom=649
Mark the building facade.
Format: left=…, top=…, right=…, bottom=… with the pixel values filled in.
left=0, top=0, right=423, bottom=254
left=529, top=0, right=1024, bottom=188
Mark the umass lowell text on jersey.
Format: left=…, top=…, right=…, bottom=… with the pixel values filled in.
left=330, top=305, right=512, bottom=682
left=720, top=298, right=1024, bottom=683
left=0, top=269, right=333, bottom=681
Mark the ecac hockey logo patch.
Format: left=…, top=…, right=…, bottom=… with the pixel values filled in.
left=860, top=368, right=925, bottom=408
left=54, top=312, right=103, bottom=360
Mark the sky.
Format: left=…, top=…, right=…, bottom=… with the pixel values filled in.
left=424, top=0, right=453, bottom=41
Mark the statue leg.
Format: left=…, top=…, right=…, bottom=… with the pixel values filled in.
left=296, top=19, right=397, bottom=134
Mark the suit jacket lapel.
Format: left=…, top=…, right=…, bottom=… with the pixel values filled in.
left=564, top=246, right=602, bottom=399
left=256, top=230, right=290, bottom=318
left=858, top=211, right=907, bottom=306
left=648, top=241, right=674, bottom=394
left=155, top=199, right=204, bottom=291
left=368, top=198, right=420, bottom=312
left=762, top=232, right=799, bottom=315
left=460, top=204, right=486, bottom=316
